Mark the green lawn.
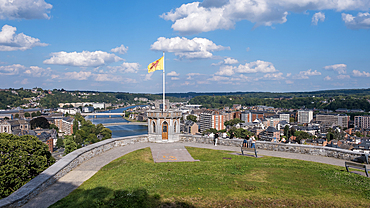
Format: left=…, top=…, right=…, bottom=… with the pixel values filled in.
left=51, top=147, right=370, bottom=208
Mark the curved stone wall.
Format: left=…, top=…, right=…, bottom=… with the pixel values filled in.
left=0, top=134, right=364, bottom=207
left=0, top=135, right=149, bottom=208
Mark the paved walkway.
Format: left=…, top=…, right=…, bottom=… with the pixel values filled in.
left=21, top=142, right=364, bottom=208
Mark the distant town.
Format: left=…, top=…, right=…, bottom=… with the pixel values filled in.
left=1, top=87, right=370, bottom=160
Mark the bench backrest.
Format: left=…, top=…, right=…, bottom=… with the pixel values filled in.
left=241, top=147, right=256, bottom=152
left=345, top=161, right=367, bottom=169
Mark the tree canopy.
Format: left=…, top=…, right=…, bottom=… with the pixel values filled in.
left=30, top=117, right=50, bottom=129
left=0, top=133, right=55, bottom=198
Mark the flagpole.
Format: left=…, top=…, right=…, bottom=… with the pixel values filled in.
left=163, top=51, right=165, bottom=113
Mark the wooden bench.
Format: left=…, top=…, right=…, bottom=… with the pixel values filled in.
left=345, top=161, right=369, bottom=177
left=241, top=147, right=258, bottom=157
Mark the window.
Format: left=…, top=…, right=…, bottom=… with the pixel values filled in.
left=174, top=121, right=177, bottom=133
left=152, top=121, right=156, bottom=133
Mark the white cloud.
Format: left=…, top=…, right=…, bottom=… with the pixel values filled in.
left=324, top=76, right=332, bottom=80
left=151, top=37, right=229, bottom=59
left=236, top=60, right=276, bottom=73
left=186, top=72, right=201, bottom=79
left=64, top=71, right=92, bottom=80
left=94, top=74, right=123, bottom=82
left=337, top=74, right=350, bottom=79
left=293, top=69, right=321, bottom=79
left=107, top=62, right=140, bottom=73
left=324, top=64, right=347, bottom=74
left=352, top=69, right=370, bottom=77
left=143, top=73, right=153, bottom=81
left=20, top=78, right=28, bottom=85
left=181, top=81, right=193, bottom=86
left=215, top=65, right=235, bottom=76
left=342, top=12, right=370, bottom=29
left=261, top=72, right=285, bottom=80
left=0, top=64, right=25, bottom=75
left=246, top=47, right=250, bottom=52
left=167, top=71, right=180, bottom=76
left=285, top=80, right=294, bottom=84
left=171, top=77, right=180, bottom=80
left=44, top=51, right=123, bottom=67
left=312, top=12, right=325, bottom=25
left=24, top=66, right=51, bottom=77
left=111, top=44, right=128, bottom=54
left=224, top=57, right=238, bottom=64
left=0, top=25, right=48, bottom=51
left=51, top=74, right=59, bottom=79
left=161, top=0, right=370, bottom=34
left=0, top=0, right=52, bottom=20
left=207, top=75, right=229, bottom=81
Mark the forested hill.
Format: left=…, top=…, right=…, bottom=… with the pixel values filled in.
left=165, top=88, right=370, bottom=99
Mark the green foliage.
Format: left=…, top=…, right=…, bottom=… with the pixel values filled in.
left=31, top=112, right=37, bottom=117
left=73, top=119, right=78, bottom=135
left=30, top=117, right=50, bottom=129
left=14, top=114, right=19, bottom=119
left=294, top=131, right=310, bottom=143
left=64, top=136, right=77, bottom=155
left=186, top=115, right=197, bottom=123
left=355, top=131, right=364, bottom=137
left=49, top=124, right=59, bottom=132
left=56, top=138, right=64, bottom=148
left=284, top=125, right=290, bottom=137
left=36, top=111, right=41, bottom=116
left=24, top=112, right=30, bottom=117
left=202, top=128, right=218, bottom=135
left=228, top=127, right=252, bottom=138
left=0, top=133, right=55, bottom=198
left=224, top=118, right=244, bottom=127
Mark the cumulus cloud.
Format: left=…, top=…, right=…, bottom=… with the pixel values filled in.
left=107, top=62, right=140, bottom=73
left=293, top=69, right=321, bottom=79
left=161, top=0, right=370, bottom=34
left=167, top=71, right=180, bottom=76
left=64, top=71, right=92, bottom=80
left=186, top=72, right=201, bottom=79
left=111, top=44, right=128, bottom=54
left=171, top=77, right=180, bottom=80
left=94, top=74, right=123, bottom=82
left=236, top=60, right=276, bottom=73
left=143, top=73, right=153, bottom=81
left=342, top=12, right=370, bottom=29
left=0, top=0, right=52, bottom=20
left=352, top=69, right=370, bottom=77
left=207, top=75, right=229, bottom=81
left=215, top=65, right=235, bottom=76
left=44, top=51, right=123, bottom=67
left=0, top=25, right=48, bottom=51
left=324, top=64, right=347, bottom=74
left=312, top=12, right=325, bottom=25
left=20, top=78, right=29, bottom=84
left=151, top=37, right=229, bottom=59
left=337, top=74, right=350, bottom=79
left=212, top=57, right=238, bottom=66
left=324, top=76, right=332, bottom=80
left=261, top=72, right=285, bottom=80
left=24, top=66, right=51, bottom=77
left=0, top=64, right=25, bottom=75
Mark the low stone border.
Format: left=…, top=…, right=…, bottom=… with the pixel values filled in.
left=0, top=135, right=149, bottom=208
left=0, top=134, right=364, bottom=208
left=179, top=134, right=363, bottom=161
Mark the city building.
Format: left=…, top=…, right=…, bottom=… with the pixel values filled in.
left=181, top=120, right=199, bottom=135
left=54, top=117, right=75, bottom=135
left=241, top=111, right=264, bottom=123
left=279, top=113, right=290, bottom=123
left=298, top=110, right=313, bottom=124
left=354, top=115, right=370, bottom=129
left=199, top=110, right=225, bottom=132
left=316, top=114, right=350, bottom=129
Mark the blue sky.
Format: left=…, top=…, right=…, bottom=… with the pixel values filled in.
left=0, top=0, right=369, bottom=93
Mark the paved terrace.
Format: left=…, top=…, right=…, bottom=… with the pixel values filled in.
left=20, top=141, right=363, bottom=208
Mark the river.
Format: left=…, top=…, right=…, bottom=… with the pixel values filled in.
left=86, top=106, right=148, bottom=138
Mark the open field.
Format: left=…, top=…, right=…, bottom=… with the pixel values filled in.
left=51, top=147, right=370, bottom=208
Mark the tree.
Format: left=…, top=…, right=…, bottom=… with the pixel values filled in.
left=73, top=119, right=78, bottom=135
left=31, top=112, right=37, bottom=117
left=74, top=134, right=83, bottom=145
left=24, top=112, right=30, bottom=117
left=36, top=111, right=41, bottom=116
left=49, top=124, right=59, bottom=132
left=224, top=118, right=244, bottom=127
left=56, top=138, right=64, bottom=148
left=283, top=125, right=290, bottom=137
left=14, top=113, right=19, bottom=119
left=0, top=133, right=55, bottom=198
left=186, top=115, right=197, bottom=123
left=30, top=117, right=50, bottom=129
left=355, top=131, right=363, bottom=137
left=100, top=128, right=112, bottom=140
left=4, top=117, right=9, bottom=120
left=64, top=136, right=77, bottom=155
left=294, top=131, right=310, bottom=143
left=326, top=132, right=334, bottom=141
left=202, top=128, right=218, bottom=135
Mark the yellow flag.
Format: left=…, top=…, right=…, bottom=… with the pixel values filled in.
left=148, top=56, right=164, bottom=73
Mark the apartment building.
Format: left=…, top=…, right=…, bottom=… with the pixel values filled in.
left=316, top=114, right=350, bottom=128
left=54, top=117, right=75, bottom=135
left=354, top=115, right=370, bottom=129
left=298, top=110, right=313, bottom=123
left=199, top=110, right=225, bottom=132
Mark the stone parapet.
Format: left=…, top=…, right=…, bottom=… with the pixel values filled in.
left=0, top=134, right=364, bottom=207
left=0, top=135, right=149, bottom=208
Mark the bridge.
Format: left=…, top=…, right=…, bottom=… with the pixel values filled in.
left=81, top=112, right=125, bottom=118
left=102, top=122, right=147, bottom=126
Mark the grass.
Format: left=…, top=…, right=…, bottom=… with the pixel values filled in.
left=51, top=147, right=370, bottom=208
